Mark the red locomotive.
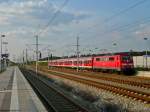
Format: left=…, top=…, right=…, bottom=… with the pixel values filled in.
left=48, top=53, right=134, bottom=73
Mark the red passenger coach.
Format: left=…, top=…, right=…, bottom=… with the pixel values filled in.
left=48, top=53, right=134, bottom=73
left=49, top=57, right=93, bottom=68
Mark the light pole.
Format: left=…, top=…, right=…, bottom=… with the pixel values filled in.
left=113, top=43, right=117, bottom=54
left=76, top=36, right=79, bottom=72
left=2, top=41, right=8, bottom=68
left=1, top=35, right=5, bottom=71
left=26, top=48, right=28, bottom=65
left=23, top=50, right=25, bottom=66
left=144, top=37, right=148, bottom=69
left=2, top=42, right=8, bottom=54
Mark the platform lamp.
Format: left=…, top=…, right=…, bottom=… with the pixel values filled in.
left=144, top=37, right=148, bottom=69
left=3, top=41, right=8, bottom=68
left=1, top=34, right=5, bottom=71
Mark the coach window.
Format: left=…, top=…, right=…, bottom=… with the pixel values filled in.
left=74, top=61, right=77, bottom=64
left=96, top=58, right=100, bottom=61
left=85, top=60, right=88, bottom=64
left=88, top=60, right=91, bottom=64
left=101, top=58, right=104, bottom=61
left=105, top=58, right=108, bottom=61
left=85, top=61, right=88, bottom=64
left=109, top=57, right=114, bottom=61
left=102, top=58, right=105, bottom=61
left=87, top=60, right=89, bottom=64
left=103, top=58, right=107, bottom=61
left=79, top=61, right=82, bottom=64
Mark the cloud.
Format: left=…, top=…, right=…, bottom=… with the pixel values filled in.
left=0, top=0, right=90, bottom=27
left=133, top=24, right=150, bottom=40
left=0, top=0, right=91, bottom=59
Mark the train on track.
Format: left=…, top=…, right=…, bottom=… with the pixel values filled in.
left=48, top=53, right=135, bottom=74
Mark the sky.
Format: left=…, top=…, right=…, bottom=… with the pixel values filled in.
left=0, top=0, right=150, bottom=61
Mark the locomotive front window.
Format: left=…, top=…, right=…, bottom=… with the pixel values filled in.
left=122, top=56, right=132, bottom=61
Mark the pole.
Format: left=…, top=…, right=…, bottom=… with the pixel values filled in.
left=26, top=48, right=28, bottom=65
left=146, top=50, right=148, bottom=69
left=23, top=50, right=24, bottom=66
left=51, top=53, right=52, bottom=69
left=1, top=36, right=2, bottom=71
left=1, top=35, right=5, bottom=71
left=113, top=43, right=117, bottom=54
left=76, top=36, right=79, bottom=72
left=48, top=49, right=50, bottom=69
left=36, top=35, right=38, bottom=75
left=144, top=37, right=148, bottom=69
left=33, top=53, right=34, bottom=63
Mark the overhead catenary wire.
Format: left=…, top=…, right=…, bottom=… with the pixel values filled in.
left=98, top=16, right=150, bottom=37
left=78, top=0, right=148, bottom=36
left=35, top=0, right=148, bottom=56
left=77, top=0, right=150, bottom=44
left=37, top=0, right=69, bottom=36
left=109, top=16, right=150, bottom=32
left=104, top=0, right=148, bottom=22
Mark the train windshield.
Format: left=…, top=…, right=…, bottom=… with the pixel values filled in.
left=122, top=56, right=132, bottom=62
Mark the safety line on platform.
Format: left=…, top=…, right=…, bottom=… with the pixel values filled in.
left=10, top=67, right=19, bottom=111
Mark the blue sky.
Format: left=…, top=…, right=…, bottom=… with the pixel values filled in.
left=0, top=0, right=150, bottom=60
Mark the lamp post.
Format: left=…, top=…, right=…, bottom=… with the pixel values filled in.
left=144, top=37, right=148, bottom=69
left=1, top=35, right=5, bottom=71
left=113, top=43, right=117, bottom=54
left=2, top=42, right=8, bottom=54
left=2, top=41, right=8, bottom=69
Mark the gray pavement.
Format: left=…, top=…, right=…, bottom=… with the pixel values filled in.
left=0, top=66, right=47, bottom=112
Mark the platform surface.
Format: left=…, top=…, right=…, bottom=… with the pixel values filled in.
left=137, top=71, right=150, bottom=77
left=0, top=66, right=47, bottom=112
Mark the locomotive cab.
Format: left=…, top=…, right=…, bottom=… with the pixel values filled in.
left=120, top=55, right=135, bottom=74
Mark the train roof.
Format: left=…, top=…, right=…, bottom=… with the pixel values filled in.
left=50, top=53, right=131, bottom=61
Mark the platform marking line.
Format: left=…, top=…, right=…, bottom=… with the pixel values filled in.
left=10, top=67, right=19, bottom=111
left=0, top=90, right=11, bottom=93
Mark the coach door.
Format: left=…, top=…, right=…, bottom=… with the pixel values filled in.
left=116, top=56, right=120, bottom=70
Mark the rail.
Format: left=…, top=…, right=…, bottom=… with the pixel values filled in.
left=20, top=68, right=88, bottom=112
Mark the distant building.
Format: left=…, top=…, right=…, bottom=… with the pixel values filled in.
left=133, top=56, right=150, bottom=68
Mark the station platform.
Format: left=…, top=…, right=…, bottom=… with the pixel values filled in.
left=137, top=71, right=150, bottom=77
left=0, top=66, right=47, bottom=112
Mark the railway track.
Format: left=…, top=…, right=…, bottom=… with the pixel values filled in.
left=41, top=67, right=150, bottom=89
left=20, top=68, right=88, bottom=112
left=37, top=68, right=150, bottom=104
left=50, top=69, right=150, bottom=89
